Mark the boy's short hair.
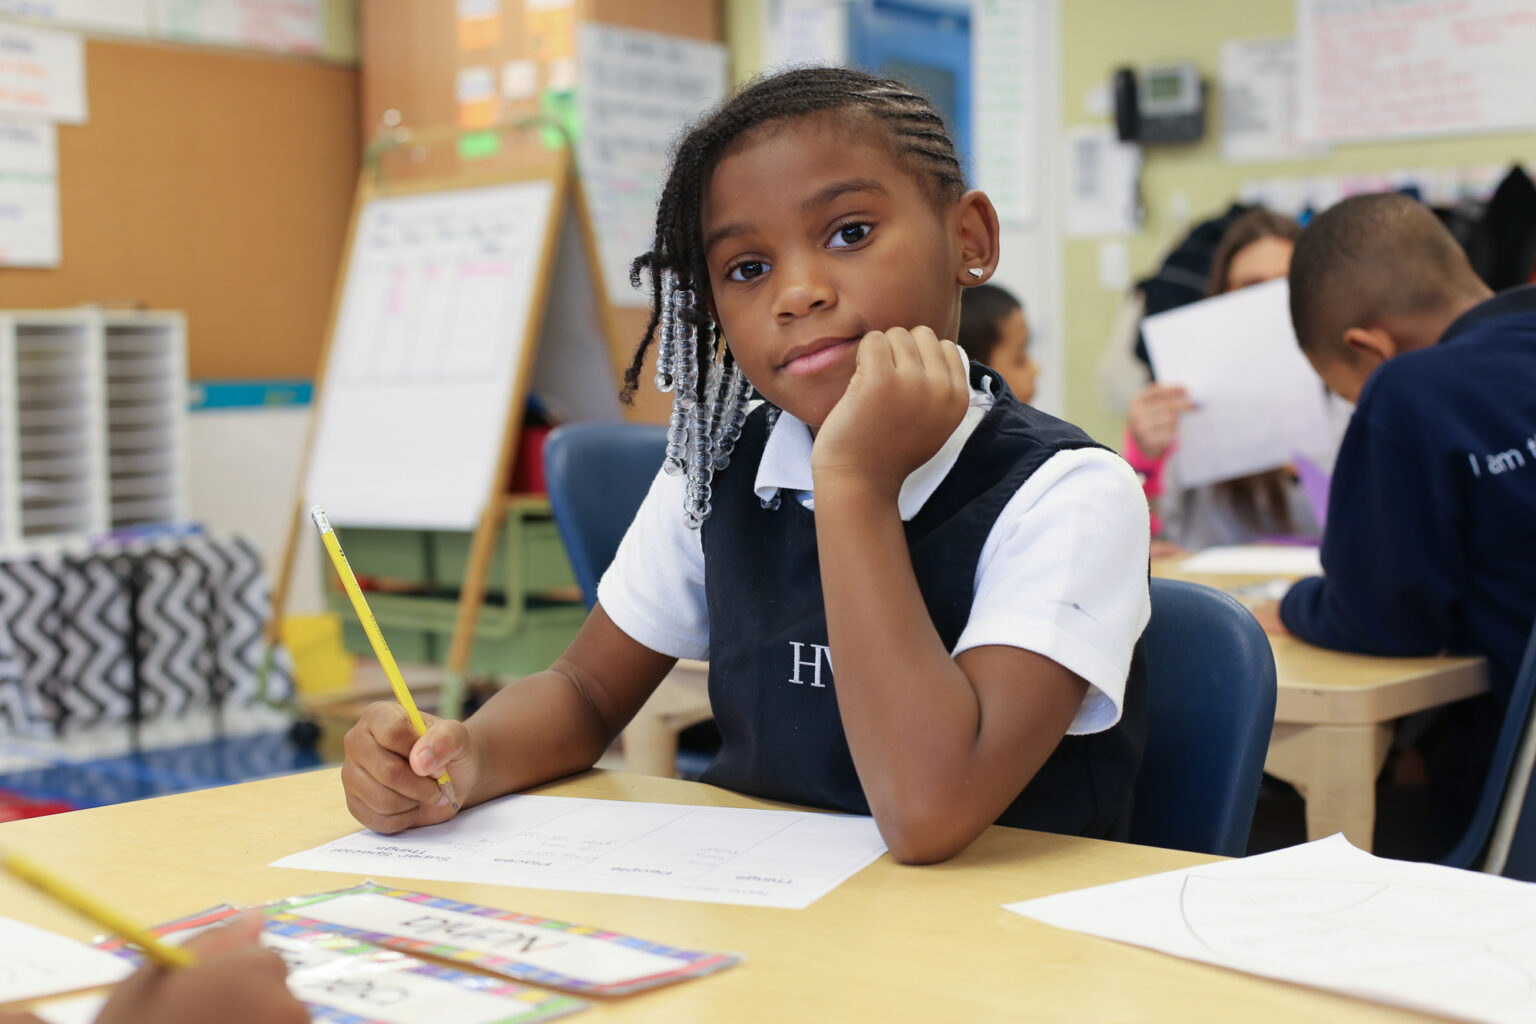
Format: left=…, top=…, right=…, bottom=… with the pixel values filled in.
left=1288, top=193, right=1485, bottom=362
left=958, top=283, right=1022, bottom=363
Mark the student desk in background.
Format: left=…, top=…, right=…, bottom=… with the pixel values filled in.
left=1153, top=557, right=1489, bottom=851
left=0, top=768, right=1442, bottom=1022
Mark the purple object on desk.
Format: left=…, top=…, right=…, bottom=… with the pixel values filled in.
left=1293, top=453, right=1331, bottom=529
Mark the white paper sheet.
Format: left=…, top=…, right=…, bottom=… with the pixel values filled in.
left=575, top=23, right=727, bottom=307
left=1006, top=835, right=1536, bottom=1024
left=1176, top=545, right=1322, bottom=578
left=1219, top=37, right=1330, bottom=164
left=151, top=0, right=325, bottom=55
left=1065, top=125, right=1140, bottom=238
left=0, top=23, right=86, bottom=123
left=0, top=118, right=60, bottom=267
left=0, top=1, right=149, bottom=34
left=273, top=795, right=889, bottom=910
left=33, top=994, right=106, bottom=1024
left=972, top=0, right=1041, bottom=227
left=1142, top=278, right=1330, bottom=490
left=0, top=917, right=132, bottom=1004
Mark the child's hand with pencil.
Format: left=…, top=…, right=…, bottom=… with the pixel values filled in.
left=343, top=704, right=480, bottom=833
left=94, top=910, right=306, bottom=1024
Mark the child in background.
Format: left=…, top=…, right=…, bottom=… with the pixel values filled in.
left=341, top=67, right=1150, bottom=864
left=958, top=283, right=1037, bottom=403
left=1124, top=208, right=1320, bottom=550
left=1259, top=193, right=1536, bottom=854
left=0, top=911, right=306, bottom=1024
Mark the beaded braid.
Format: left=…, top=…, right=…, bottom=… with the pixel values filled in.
left=623, top=66, right=967, bottom=526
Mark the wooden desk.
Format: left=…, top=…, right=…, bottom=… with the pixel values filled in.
left=0, top=769, right=1441, bottom=1022
left=1157, top=560, right=1488, bottom=850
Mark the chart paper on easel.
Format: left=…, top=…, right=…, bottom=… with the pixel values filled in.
left=304, top=179, right=555, bottom=530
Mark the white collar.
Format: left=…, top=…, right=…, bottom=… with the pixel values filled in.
left=752, top=369, right=997, bottom=521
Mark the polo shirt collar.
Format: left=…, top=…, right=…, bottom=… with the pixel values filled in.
left=1440, top=284, right=1536, bottom=345
left=752, top=362, right=997, bottom=521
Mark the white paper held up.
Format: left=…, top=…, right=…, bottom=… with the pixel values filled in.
left=1006, top=834, right=1536, bottom=1024
left=1142, top=278, right=1329, bottom=490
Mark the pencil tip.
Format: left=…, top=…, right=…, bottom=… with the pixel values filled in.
left=439, top=779, right=460, bottom=812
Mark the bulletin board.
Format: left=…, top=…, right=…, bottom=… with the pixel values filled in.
left=0, top=37, right=360, bottom=381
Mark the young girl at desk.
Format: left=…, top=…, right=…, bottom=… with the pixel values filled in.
left=342, top=67, right=1150, bottom=864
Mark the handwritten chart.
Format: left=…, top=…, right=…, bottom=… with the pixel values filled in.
left=1007, top=834, right=1536, bottom=1024
left=303, top=180, right=555, bottom=530
left=1297, top=0, right=1536, bottom=143
left=273, top=795, right=889, bottom=909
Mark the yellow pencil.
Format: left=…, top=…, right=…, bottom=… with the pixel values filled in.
left=1, top=849, right=197, bottom=969
left=310, top=506, right=460, bottom=810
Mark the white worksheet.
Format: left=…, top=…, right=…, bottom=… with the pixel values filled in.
left=1006, top=835, right=1536, bottom=1024
left=1176, top=545, right=1322, bottom=578
left=273, top=795, right=889, bottom=910
left=1142, top=278, right=1330, bottom=490
left=0, top=917, right=131, bottom=1004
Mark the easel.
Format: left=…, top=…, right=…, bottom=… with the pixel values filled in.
left=265, top=118, right=622, bottom=719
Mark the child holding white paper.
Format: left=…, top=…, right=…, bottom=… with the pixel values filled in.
left=341, top=67, right=1150, bottom=864
left=1125, top=208, right=1327, bottom=550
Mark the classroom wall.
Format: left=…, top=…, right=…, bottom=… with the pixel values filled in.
left=1059, top=0, right=1536, bottom=444
left=0, top=36, right=361, bottom=380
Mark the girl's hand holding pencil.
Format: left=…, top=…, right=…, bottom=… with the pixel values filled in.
left=342, top=704, right=480, bottom=834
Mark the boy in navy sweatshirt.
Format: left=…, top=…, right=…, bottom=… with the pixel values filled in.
left=1259, top=193, right=1536, bottom=850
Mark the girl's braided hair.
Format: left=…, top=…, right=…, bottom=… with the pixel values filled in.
left=623, top=66, right=966, bottom=525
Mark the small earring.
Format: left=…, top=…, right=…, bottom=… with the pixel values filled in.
left=966, top=267, right=984, bottom=279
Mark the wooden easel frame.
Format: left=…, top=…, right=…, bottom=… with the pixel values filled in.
left=265, top=118, right=621, bottom=718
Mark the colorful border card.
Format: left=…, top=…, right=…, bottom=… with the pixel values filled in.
left=94, top=904, right=586, bottom=1024
left=270, top=883, right=742, bottom=996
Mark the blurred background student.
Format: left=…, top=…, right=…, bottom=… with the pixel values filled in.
left=958, top=283, right=1038, bottom=404
left=1122, top=208, right=1325, bottom=552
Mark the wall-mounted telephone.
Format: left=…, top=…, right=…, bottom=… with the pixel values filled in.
left=1113, top=63, right=1206, bottom=145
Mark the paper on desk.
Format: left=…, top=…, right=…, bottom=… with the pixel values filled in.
left=1143, top=279, right=1330, bottom=489
left=1176, top=544, right=1322, bottom=577
left=1005, top=834, right=1536, bottom=1024
left=0, top=917, right=131, bottom=1004
left=273, top=794, right=888, bottom=910
left=32, top=994, right=105, bottom=1024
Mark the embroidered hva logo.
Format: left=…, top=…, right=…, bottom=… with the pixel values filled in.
left=787, top=641, right=833, bottom=688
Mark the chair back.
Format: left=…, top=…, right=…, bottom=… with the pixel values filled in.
left=543, top=422, right=668, bottom=609
left=1443, top=614, right=1536, bottom=876
left=1129, top=578, right=1277, bottom=857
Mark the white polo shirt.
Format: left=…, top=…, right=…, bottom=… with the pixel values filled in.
left=597, top=379, right=1151, bottom=735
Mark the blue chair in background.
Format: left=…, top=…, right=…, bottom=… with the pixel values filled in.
left=543, top=422, right=667, bottom=608
left=1128, top=578, right=1278, bottom=857
left=544, top=422, right=713, bottom=777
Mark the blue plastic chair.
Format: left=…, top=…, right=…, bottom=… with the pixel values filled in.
left=543, top=422, right=667, bottom=608
left=1442, top=614, right=1536, bottom=877
left=1128, top=578, right=1278, bottom=857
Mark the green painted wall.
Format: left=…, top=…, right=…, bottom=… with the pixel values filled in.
left=1060, top=0, right=1536, bottom=443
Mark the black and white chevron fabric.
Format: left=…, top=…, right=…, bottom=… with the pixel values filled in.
left=0, top=534, right=294, bottom=736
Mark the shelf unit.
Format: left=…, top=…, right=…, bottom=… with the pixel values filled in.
left=0, top=311, right=187, bottom=549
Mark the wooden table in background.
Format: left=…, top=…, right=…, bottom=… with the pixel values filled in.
left=1156, top=559, right=1488, bottom=849
left=0, top=769, right=1445, bottom=1022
